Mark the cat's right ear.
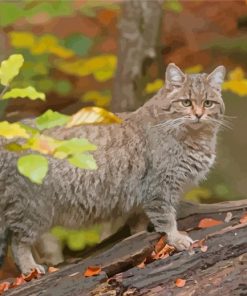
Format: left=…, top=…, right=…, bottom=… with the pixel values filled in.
left=165, top=63, right=186, bottom=89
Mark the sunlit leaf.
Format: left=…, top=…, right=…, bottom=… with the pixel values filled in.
left=145, top=79, right=164, bottom=94
left=66, top=106, right=122, bottom=128
left=48, top=267, right=59, bottom=273
left=0, top=121, right=29, bottom=139
left=0, top=54, right=24, bottom=86
left=35, top=110, right=70, bottom=130
left=68, top=153, right=97, bottom=170
left=17, top=154, right=48, bottom=184
left=2, top=86, right=45, bottom=101
left=55, top=138, right=97, bottom=157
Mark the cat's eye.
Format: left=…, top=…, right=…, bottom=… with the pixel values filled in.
left=181, top=99, right=192, bottom=107
left=204, top=100, right=214, bottom=108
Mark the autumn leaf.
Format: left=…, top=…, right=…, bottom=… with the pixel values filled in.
left=0, top=121, right=29, bottom=139
left=145, top=79, right=164, bottom=94
left=66, top=106, right=122, bottom=128
left=11, top=276, right=26, bottom=287
left=154, top=236, right=166, bottom=253
left=152, top=244, right=175, bottom=260
left=84, top=266, right=102, bottom=277
left=0, top=282, right=10, bottom=293
left=198, top=218, right=223, bottom=229
left=0, top=54, right=24, bottom=86
left=240, top=213, right=247, bottom=224
left=175, top=278, right=186, bottom=288
left=23, top=269, right=41, bottom=282
left=48, top=267, right=59, bottom=273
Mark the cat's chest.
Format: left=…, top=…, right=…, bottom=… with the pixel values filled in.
left=150, top=137, right=215, bottom=184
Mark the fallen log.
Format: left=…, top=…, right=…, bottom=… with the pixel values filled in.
left=2, top=201, right=247, bottom=296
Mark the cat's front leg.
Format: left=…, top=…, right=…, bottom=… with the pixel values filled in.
left=11, top=236, right=46, bottom=275
left=143, top=200, right=193, bottom=251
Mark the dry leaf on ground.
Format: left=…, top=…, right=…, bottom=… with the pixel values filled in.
left=198, top=218, right=223, bottom=228
left=240, top=213, right=247, bottom=224
left=84, top=266, right=102, bottom=277
left=23, top=269, right=41, bottom=282
left=0, top=282, right=10, bottom=294
left=175, top=278, right=186, bottom=288
left=48, top=267, right=59, bottom=273
left=11, top=276, right=26, bottom=288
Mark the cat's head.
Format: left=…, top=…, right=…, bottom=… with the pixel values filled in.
left=158, top=63, right=226, bottom=130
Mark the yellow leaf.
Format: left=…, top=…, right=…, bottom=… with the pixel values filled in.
left=222, top=80, right=247, bottom=96
left=145, top=79, right=164, bottom=94
left=49, top=46, right=74, bottom=59
left=185, top=64, right=203, bottom=74
left=56, top=55, right=116, bottom=80
left=2, top=86, right=46, bottom=100
left=0, top=54, right=24, bottom=86
left=82, top=91, right=111, bottom=107
left=228, top=67, right=245, bottom=81
left=9, top=31, right=35, bottom=49
left=25, top=135, right=60, bottom=155
left=0, top=121, right=29, bottom=139
left=185, top=187, right=211, bottom=203
left=66, top=107, right=122, bottom=128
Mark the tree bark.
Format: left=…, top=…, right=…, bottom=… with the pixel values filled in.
left=111, top=0, right=164, bottom=112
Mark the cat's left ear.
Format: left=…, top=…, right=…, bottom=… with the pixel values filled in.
left=207, top=66, right=226, bottom=89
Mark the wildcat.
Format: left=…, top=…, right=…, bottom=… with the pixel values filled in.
left=0, top=63, right=226, bottom=274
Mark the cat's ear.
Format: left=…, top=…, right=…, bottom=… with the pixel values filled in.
left=165, top=63, right=185, bottom=89
left=207, top=66, right=226, bottom=89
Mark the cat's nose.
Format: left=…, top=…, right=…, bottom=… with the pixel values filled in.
left=195, top=113, right=202, bottom=119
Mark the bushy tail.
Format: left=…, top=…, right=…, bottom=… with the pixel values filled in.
left=0, top=217, right=8, bottom=267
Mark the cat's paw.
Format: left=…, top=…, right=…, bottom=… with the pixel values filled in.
left=21, top=263, right=46, bottom=275
left=167, top=231, right=193, bottom=251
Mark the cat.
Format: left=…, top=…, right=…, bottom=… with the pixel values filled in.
left=0, top=63, right=226, bottom=275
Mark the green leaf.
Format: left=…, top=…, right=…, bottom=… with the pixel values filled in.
left=0, top=121, right=29, bottom=139
left=68, top=153, right=97, bottom=170
left=35, top=110, right=70, bottom=130
left=55, top=138, right=97, bottom=157
left=0, top=54, right=24, bottom=86
left=17, top=154, right=48, bottom=184
left=2, top=86, right=45, bottom=101
left=63, top=34, right=93, bottom=56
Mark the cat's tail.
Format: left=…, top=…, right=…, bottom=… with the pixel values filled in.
left=0, top=216, right=8, bottom=267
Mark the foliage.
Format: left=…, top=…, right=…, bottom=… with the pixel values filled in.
left=17, top=154, right=48, bottom=184
left=0, top=54, right=122, bottom=184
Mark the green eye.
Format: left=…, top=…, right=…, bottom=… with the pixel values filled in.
left=204, top=100, right=214, bottom=108
left=182, top=99, right=192, bottom=107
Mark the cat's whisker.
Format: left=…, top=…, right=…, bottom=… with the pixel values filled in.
left=206, top=117, right=232, bottom=130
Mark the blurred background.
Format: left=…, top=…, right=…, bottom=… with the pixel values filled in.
left=0, top=0, right=247, bottom=261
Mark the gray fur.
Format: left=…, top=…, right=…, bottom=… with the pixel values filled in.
left=0, top=64, right=226, bottom=274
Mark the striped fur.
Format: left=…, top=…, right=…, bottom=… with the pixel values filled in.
left=0, top=64, right=226, bottom=274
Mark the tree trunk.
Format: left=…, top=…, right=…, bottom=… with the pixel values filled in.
left=111, top=0, right=164, bottom=112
